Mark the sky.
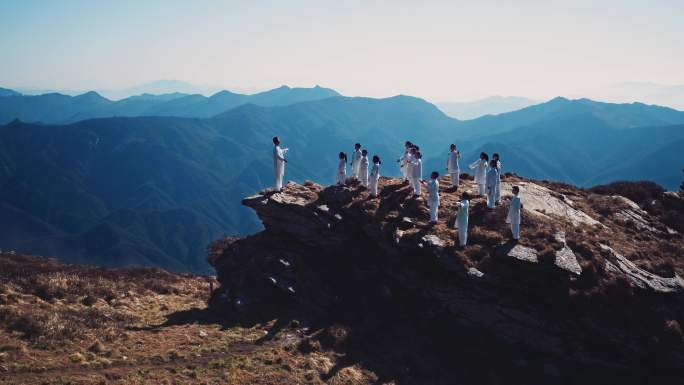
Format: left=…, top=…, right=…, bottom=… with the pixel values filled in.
left=1, top=0, right=683, bottom=103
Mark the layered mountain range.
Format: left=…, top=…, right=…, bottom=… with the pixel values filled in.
left=0, top=86, right=682, bottom=272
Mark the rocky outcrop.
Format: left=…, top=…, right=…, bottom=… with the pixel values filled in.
left=209, top=176, right=684, bottom=381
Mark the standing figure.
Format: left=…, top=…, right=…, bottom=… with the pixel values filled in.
left=359, top=149, right=370, bottom=187
left=454, top=192, right=470, bottom=247
left=507, top=185, right=523, bottom=240
left=337, top=152, right=347, bottom=185
left=398, top=141, right=412, bottom=181
left=446, top=144, right=461, bottom=187
left=493, top=153, right=502, bottom=203
left=351, top=143, right=362, bottom=180
left=369, top=155, right=381, bottom=197
left=485, top=159, right=499, bottom=209
left=272, top=136, right=288, bottom=192
left=425, top=171, right=440, bottom=224
left=469, top=152, right=489, bottom=196
left=410, top=151, right=423, bottom=197
left=405, top=147, right=417, bottom=191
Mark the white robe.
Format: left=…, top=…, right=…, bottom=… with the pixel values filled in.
left=486, top=167, right=499, bottom=208
left=427, top=179, right=440, bottom=222
left=410, top=157, right=422, bottom=195
left=495, top=160, right=502, bottom=202
left=454, top=199, right=469, bottom=246
left=399, top=150, right=409, bottom=179
left=447, top=150, right=460, bottom=186
left=369, top=163, right=380, bottom=196
left=351, top=149, right=362, bottom=179
left=469, top=159, right=488, bottom=195
left=337, top=158, right=346, bottom=185
left=507, top=194, right=521, bottom=239
left=273, top=145, right=288, bottom=191
left=359, top=156, right=369, bottom=187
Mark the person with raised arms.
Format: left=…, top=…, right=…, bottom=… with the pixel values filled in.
left=469, top=152, right=489, bottom=196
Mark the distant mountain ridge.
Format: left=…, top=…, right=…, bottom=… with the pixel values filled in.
left=0, top=85, right=341, bottom=124
left=0, top=92, right=683, bottom=273
left=437, top=96, right=537, bottom=119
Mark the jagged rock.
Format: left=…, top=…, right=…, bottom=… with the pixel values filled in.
left=553, top=232, right=582, bottom=276
left=421, top=234, right=445, bottom=250
left=600, top=244, right=684, bottom=293
left=210, top=177, right=684, bottom=376
left=500, top=182, right=601, bottom=226
left=507, top=244, right=538, bottom=263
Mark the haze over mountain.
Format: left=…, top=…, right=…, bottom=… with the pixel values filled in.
left=436, top=96, right=537, bottom=119
left=0, top=90, right=683, bottom=273
left=0, top=85, right=340, bottom=124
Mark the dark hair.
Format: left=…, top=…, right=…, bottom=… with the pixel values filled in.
left=415, top=151, right=422, bottom=159
left=339, top=152, right=347, bottom=161
left=414, top=145, right=420, bottom=151
left=362, top=149, right=368, bottom=156
left=272, top=136, right=279, bottom=144
left=461, top=192, right=470, bottom=200
left=450, top=143, right=456, bottom=149
left=373, top=155, right=381, bottom=164
left=490, top=159, right=498, bottom=168
left=355, top=143, right=361, bottom=148
left=512, top=185, right=520, bottom=194
left=405, top=141, right=412, bottom=146
left=493, top=153, right=500, bottom=160
left=431, top=171, right=439, bottom=178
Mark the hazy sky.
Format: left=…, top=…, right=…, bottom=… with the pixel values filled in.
left=1, top=0, right=683, bottom=101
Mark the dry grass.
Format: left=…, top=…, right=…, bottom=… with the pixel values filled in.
left=0, top=253, right=378, bottom=385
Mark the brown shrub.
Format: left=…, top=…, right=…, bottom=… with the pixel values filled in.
left=537, top=246, right=557, bottom=265
left=589, top=181, right=665, bottom=205
left=468, top=227, right=504, bottom=246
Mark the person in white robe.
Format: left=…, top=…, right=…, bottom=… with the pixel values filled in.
left=446, top=144, right=461, bottom=187
left=469, top=152, right=489, bottom=196
left=359, top=149, right=370, bottom=187
left=405, top=147, right=417, bottom=192
left=398, top=141, right=412, bottom=181
left=369, top=155, right=381, bottom=197
left=410, top=151, right=423, bottom=197
left=351, top=143, right=362, bottom=180
left=485, top=160, right=499, bottom=209
left=454, top=192, right=470, bottom=247
left=425, top=171, right=440, bottom=223
left=493, top=153, right=502, bottom=203
left=337, top=152, right=347, bottom=185
left=506, top=185, right=522, bottom=240
left=272, top=136, right=288, bottom=191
